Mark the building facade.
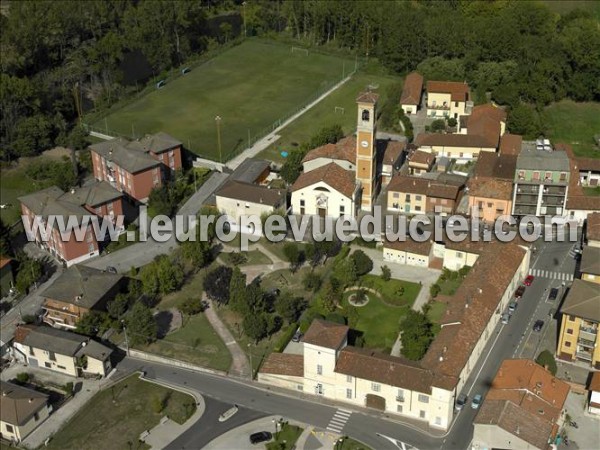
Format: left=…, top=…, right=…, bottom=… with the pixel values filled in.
left=426, top=81, right=471, bottom=119
left=0, top=381, right=50, bottom=444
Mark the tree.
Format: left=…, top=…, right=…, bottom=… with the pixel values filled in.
left=302, top=272, right=322, bottom=292
left=220, top=22, right=232, bottom=43
left=380, top=265, right=391, bottom=281
left=107, top=293, right=130, bottom=320
left=243, top=313, right=268, bottom=343
left=275, top=291, right=307, bottom=323
left=139, top=255, right=184, bottom=297
left=280, top=147, right=307, bottom=184
left=535, top=350, right=557, bottom=375
left=447, top=117, right=457, bottom=128
left=351, top=250, right=373, bottom=276
left=430, top=119, right=446, bottom=132
left=507, top=104, right=542, bottom=138
left=283, top=242, right=302, bottom=272
left=126, top=301, right=157, bottom=346
left=180, top=297, right=204, bottom=316
left=15, top=256, right=43, bottom=294
left=333, top=258, right=357, bottom=287
left=400, top=310, right=434, bottom=361
left=180, top=239, right=212, bottom=268
left=76, top=311, right=111, bottom=337
left=416, top=57, right=466, bottom=82
left=0, top=218, right=11, bottom=257
left=429, top=284, right=441, bottom=299
left=321, top=282, right=340, bottom=313
left=228, top=267, right=247, bottom=312
left=203, top=265, right=233, bottom=305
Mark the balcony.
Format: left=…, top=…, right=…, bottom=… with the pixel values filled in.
left=578, top=338, right=595, bottom=349
left=544, top=187, right=567, bottom=196
left=576, top=351, right=593, bottom=361
left=516, top=186, right=540, bottom=194
left=514, top=207, right=538, bottom=216
left=580, top=329, right=598, bottom=341
left=396, top=396, right=405, bottom=402
left=542, top=197, right=565, bottom=206
left=516, top=195, right=539, bottom=206
left=427, top=103, right=450, bottom=110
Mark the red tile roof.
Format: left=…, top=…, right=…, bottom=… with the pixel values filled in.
left=499, top=134, right=523, bottom=155
left=0, top=258, right=11, bottom=270
left=302, top=319, right=348, bottom=349
left=470, top=104, right=507, bottom=123
left=400, top=72, right=424, bottom=105
left=291, top=163, right=357, bottom=198
left=260, top=353, right=304, bottom=377
left=356, top=91, right=379, bottom=104
left=302, top=136, right=356, bottom=165
left=468, top=178, right=513, bottom=201
left=383, top=238, right=432, bottom=256
left=589, top=371, right=600, bottom=392
left=426, top=81, right=470, bottom=102
left=559, top=143, right=600, bottom=212
left=387, top=175, right=462, bottom=201
left=381, top=140, right=406, bottom=166
left=415, top=133, right=493, bottom=149
left=472, top=152, right=517, bottom=180
left=409, top=150, right=435, bottom=167
left=577, top=157, right=600, bottom=172
left=587, top=212, right=600, bottom=242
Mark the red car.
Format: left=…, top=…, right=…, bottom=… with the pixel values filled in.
left=524, top=275, right=535, bottom=286
left=515, top=285, right=526, bottom=299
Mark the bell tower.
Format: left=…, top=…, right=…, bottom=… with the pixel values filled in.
left=355, top=91, right=379, bottom=211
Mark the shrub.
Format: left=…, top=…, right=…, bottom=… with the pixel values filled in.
left=302, top=272, right=322, bottom=292
left=15, top=372, right=30, bottom=384
left=430, top=283, right=441, bottom=298
left=351, top=250, right=373, bottom=276
left=151, top=392, right=169, bottom=414
left=325, top=312, right=347, bottom=325
left=273, top=324, right=297, bottom=353
left=535, top=350, right=557, bottom=375
left=431, top=119, right=446, bottom=132
left=447, top=117, right=457, bottom=127
left=228, top=252, right=248, bottom=266
left=21, top=314, right=36, bottom=324
left=64, top=382, right=74, bottom=396
left=380, top=265, right=391, bottom=281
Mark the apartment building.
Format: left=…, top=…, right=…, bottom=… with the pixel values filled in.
left=41, top=265, right=124, bottom=329
left=556, top=279, right=600, bottom=369
left=426, top=81, right=471, bottom=119
left=19, top=183, right=124, bottom=266
left=580, top=246, right=600, bottom=284
left=512, top=146, right=570, bottom=217
left=90, top=132, right=183, bottom=202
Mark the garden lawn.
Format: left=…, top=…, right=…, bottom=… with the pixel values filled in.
left=342, top=291, right=409, bottom=352
left=543, top=101, right=600, bottom=158
left=92, top=39, right=352, bottom=162
left=583, top=186, right=600, bottom=197
left=339, top=437, right=373, bottom=450
left=266, top=424, right=304, bottom=450
left=259, top=72, right=401, bottom=163
left=359, top=274, right=420, bottom=307
left=45, top=375, right=196, bottom=450
left=224, top=249, right=272, bottom=266
left=426, top=301, right=448, bottom=324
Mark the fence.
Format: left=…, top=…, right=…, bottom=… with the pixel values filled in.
left=126, top=348, right=228, bottom=377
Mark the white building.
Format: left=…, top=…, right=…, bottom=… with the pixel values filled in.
left=0, top=381, right=51, bottom=444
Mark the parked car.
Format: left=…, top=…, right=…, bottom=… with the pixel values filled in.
left=549, top=308, right=556, bottom=318
left=249, top=432, right=273, bottom=444
left=533, top=320, right=544, bottom=332
left=515, top=285, right=526, bottom=299
left=471, top=394, right=482, bottom=409
left=508, top=301, right=518, bottom=314
left=548, top=288, right=559, bottom=302
left=501, top=313, right=511, bottom=324
left=292, top=329, right=303, bottom=343
left=524, top=275, right=535, bottom=286
left=106, top=266, right=118, bottom=274
left=455, top=393, right=468, bottom=411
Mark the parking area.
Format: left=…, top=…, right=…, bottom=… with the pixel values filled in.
left=561, top=391, right=600, bottom=449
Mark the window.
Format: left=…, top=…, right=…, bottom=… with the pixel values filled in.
left=371, top=382, right=381, bottom=392
left=300, top=199, right=305, bottom=206
left=346, top=375, right=353, bottom=383
left=518, top=170, right=525, bottom=179
left=88, top=243, right=95, bottom=253
left=459, top=152, right=464, bottom=158
left=317, top=364, right=323, bottom=375
left=435, top=417, right=442, bottom=426
left=415, top=206, right=421, bottom=212
left=57, top=365, right=66, bottom=370
left=362, top=109, right=370, bottom=121
left=49, top=351, right=56, bottom=361
left=5, top=424, right=14, bottom=433
left=45, top=362, right=52, bottom=368
left=397, top=405, right=403, bottom=413
left=415, top=195, right=422, bottom=201
left=95, top=206, right=102, bottom=214
left=34, top=412, right=40, bottom=421
left=560, top=172, right=567, bottom=181
left=420, top=410, right=426, bottom=418
left=569, top=315, right=576, bottom=321
left=29, top=347, right=35, bottom=356
left=565, top=341, right=571, bottom=348
left=346, top=388, right=353, bottom=399
left=393, top=192, right=399, bottom=198
left=533, top=171, right=540, bottom=181
left=567, top=328, right=573, bottom=335
left=405, top=194, right=410, bottom=202
left=296, top=385, right=303, bottom=391
left=487, top=202, right=493, bottom=208
left=397, top=389, right=404, bottom=401
left=418, top=394, right=429, bottom=403
left=340, top=205, right=345, bottom=213
left=545, top=171, right=552, bottom=180
left=456, top=252, right=463, bottom=258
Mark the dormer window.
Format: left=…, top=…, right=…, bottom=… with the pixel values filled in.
left=362, top=109, right=370, bottom=121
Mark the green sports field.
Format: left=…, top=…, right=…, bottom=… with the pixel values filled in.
left=91, top=40, right=354, bottom=161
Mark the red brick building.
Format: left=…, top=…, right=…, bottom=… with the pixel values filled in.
left=89, top=132, right=183, bottom=202
left=19, top=182, right=124, bottom=267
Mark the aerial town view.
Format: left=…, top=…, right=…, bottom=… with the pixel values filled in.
left=1, top=1, right=600, bottom=449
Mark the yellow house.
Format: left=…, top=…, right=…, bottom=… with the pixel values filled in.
left=0, top=381, right=50, bottom=444
left=426, top=81, right=471, bottom=119
left=580, top=246, right=600, bottom=284
left=13, top=325, right=113, bottom=378
left=415, top=133, right=496, bottom=161
left=386, top=175, right=462, bottom=215
left=408, top=150, right=435, bottom=176
left=556, top=279, right=600, bottom=369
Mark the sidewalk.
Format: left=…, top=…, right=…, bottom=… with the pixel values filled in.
left=203, top=296, right=251, bottom=378
left=140, top=376, right=206, bottom=450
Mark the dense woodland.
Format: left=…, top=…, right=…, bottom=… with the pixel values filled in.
left=1, top=0, right=599, bottom=161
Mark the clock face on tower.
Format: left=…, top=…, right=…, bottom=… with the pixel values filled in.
left=361, top=140, right=369, bottom=148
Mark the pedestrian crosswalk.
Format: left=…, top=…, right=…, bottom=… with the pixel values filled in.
left=326, top=408, right=352, bottom=434
left=529, top=268, right=574, bottom=281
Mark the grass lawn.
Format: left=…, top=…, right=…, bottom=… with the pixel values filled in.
left=543, top=100, right=600, bottom=158
left=342, top=291, right=409, bottom=352
left=258, top=72, right=401, bottom=163
left=426, top=300, right=448, bottom=324
left=224, top=249, right=272, bottom=266
left=138, top=264, right=232, bottom=372
left=339, top=437, right=373, bottom=450
left=583, top=186, right=600, bottom=196
left=359, top=274, right=420, bottom=307
left=266, top=423, right=304, bottom=450
left=92, top=39, right=353, bottom=162
left=45, top=375, right=196, bottom=450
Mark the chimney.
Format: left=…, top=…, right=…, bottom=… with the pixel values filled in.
left=70, top=188, right=76, bottom=194
left=29, top=398, right=33, bottom=403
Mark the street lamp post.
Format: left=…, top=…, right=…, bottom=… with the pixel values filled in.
left=247, top=343, right=253, bottom=380
left=121, top=319, right=130, bottom=356
left=215, top=115, right=222, bottom=163
left=242, top=2, right=247, bottom=38
left=272, top=418, right=278, bottom=437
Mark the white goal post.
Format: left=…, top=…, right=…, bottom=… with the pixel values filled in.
left=334, top=106, right=345, bottom=114
left=291, top=46, right=309, bottom=56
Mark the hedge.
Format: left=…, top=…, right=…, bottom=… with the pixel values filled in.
left=273, top=324, right=298, bottom=353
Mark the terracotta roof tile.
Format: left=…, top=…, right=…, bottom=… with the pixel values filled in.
left=589, top=371, right=600, bottom=392
left=415, top=133, right=492, bottom=149
left=470, top=104, right=507, bottom=123
left=356, top=91, right=379, bottom=104
left=499, top=134, right=523, bottom=155
left=302, top=136, right=357, bottom=165
left=587, top=212, right=600, bottom=242
left=467, top=178, right=513, bottom=200
left=409, top=150, right=435, bottom=167
left=260, top=353, right=304, bottom=377
left=400, top=72, right=423, bottom=105
left=426, top=81, right=470, bottom=102
left=302, top=319, right=348, bottom=349
left=291, top=163, right=357, bottom=198
left=216, top=180, right=286, bottom=207
left=383, top=238, right=432, bottom=256
left=577, top=157, right=600, bottom=172
left=387, top=175, right=462, bottom=200
left=381, top=140, right=406, bottom=166
left=472, top=152, right=517, bottom=180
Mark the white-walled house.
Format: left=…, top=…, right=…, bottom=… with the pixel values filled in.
left=291, top=163, right=359, bottom=217
left=0, top=381, right=51, bottom=444
left=383, top=239, right=432, bottom=267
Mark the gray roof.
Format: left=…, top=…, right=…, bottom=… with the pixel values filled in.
left=516, top=150, right=570, bottom=172
left=560, top=279, right=600, bottom=322
left=64, top=181, right=122, bottom=207
left=90, top=138, right=161, bottom=174
left=216, top=180, right=285, bottom=206
left=580, top=246, right=600, bottom=276
left=15, top=325, right=112, bottom=359
left=0, top=381, right=48, bottom=426
left=19, top=187, right=90, bottom=224
left=41, top=266, right=122, bottom=309
left=229, top=158, right=270, bottom=184
left=135, top=131, right=182, bottom=154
